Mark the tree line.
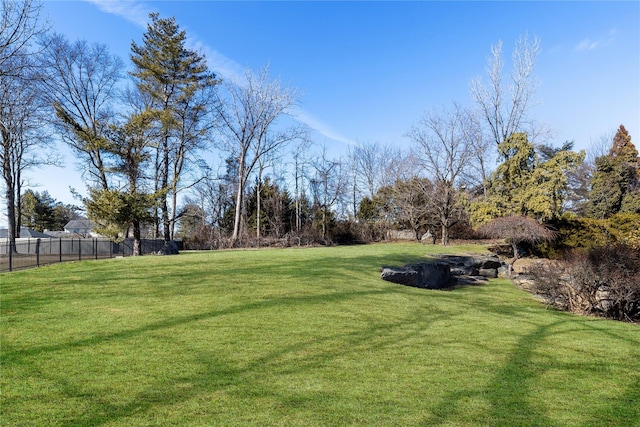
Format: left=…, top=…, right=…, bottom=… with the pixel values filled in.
left=2, top=1, right=639, bottom=256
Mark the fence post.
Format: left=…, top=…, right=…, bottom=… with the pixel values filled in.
left=78, top=238, right=81, bottom=261
left=8, top=240, right=12, bottom=272
left=59, top=238, right=62, bottom=263
left=36, top=238, right=41, bottom=267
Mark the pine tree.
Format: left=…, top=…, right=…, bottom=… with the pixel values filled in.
left=588, top=125, right=639, bottom=218
left=130, top=13, right=216, bottom=241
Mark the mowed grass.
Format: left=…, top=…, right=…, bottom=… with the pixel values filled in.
left=1, top=243, right=638, bottom=426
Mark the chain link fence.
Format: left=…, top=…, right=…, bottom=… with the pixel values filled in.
left=0, top=238, right=169, bottom=272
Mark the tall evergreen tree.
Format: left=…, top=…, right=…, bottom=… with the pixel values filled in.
left=20, top=190, right=79, bottom=232
left=20, top=190, right=54, bottom=231
left=130, top=13, right=216, bottom=241
left=588, top=125, right=639, bottom=218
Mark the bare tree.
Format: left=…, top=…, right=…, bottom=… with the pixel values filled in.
left=347, top=141, right=396, bottom=218
left=587, top=131, right=616, bottom=165
left=309, top=147, right=347, bottom=240
left=0, top=0, right=50, bottom=252
left=407, top=104, right=474, bottom=245
left=213, top=66, right=302, bottom=242
left=291, top=137, right=312, bottom=234
left=0, top=0, right=46, bottom=77
left=460, top=109, right=493, bottom=195
left=166, top=83, right=218, bottom=240
left=189, top=161, right=235, bottom=247
left=387, top=176, right=434, bottom=240
left=40, top=34, right=124, bottom=190
left=253, top=151, right=282, bottom=242
left=1, top=54, right=52, bottom=249
left=470, top=34, right=541, bottom=149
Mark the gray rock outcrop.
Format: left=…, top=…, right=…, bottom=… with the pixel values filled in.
left=381, top=254, right=508, bottom=290
left=431, top=254, right=506, bottom=278
left=381, top=262, right=451, bottom=289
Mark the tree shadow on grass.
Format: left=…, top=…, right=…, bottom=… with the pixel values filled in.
left=584, top=374, right=640, bottom=427
left=3, top=288, right=402, bottom=362
left=1, top=248, right=431, bottom=312
left=419, top=320, right=566, bottom=427
left=10, top=246, right=636, bottom=425
left=5, top=291, right=454, bottom=426
left=579, top=321, right=640, bottom=427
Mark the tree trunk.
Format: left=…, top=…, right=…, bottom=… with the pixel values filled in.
left=153, top=146, right=161, bottom=239
left=170, top=183, right=177, bottom=241
left=2, top=129, right=17, bottom=253
left=231, top=178, right=244, bottom=242
left=161, top=187, right=170, bottom=242
left=231, top=155, right=246, bottom=242
left=322, top=207, right=326, bottom=239
left=441, top=222, right=449, bottom=246
left=160, top=133, right=171, bottom=242
left=15, top=171, right=22, bottom=237
left=4, top=182, right=17, bottom=254
left=132, top=219, right=141, bottom=256
left=256, top=181, right=261, bottom=242
left=95, top=152, right=109, bottom=191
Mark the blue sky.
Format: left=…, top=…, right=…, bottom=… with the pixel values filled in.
left=5, top=0, right=640, bottom=221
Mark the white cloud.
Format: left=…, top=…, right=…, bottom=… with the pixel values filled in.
left=575, top=28, right=617, bottom=52
left=191, top=42, right=246, bottom=87
left=291, top=107, right=357, bottom=146
left=84, top=0, right=151, bottom=28
left=575, top=38, right=599, bottom=51
left=82, top=0, right=353, bottom=147
left=85, top=0, right=246, bottom=85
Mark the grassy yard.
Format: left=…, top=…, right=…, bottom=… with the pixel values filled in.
left=1, top=243, right=638, bottom=426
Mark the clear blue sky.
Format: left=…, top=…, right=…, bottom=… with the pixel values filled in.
left=4, top=0, right=640, bottom=221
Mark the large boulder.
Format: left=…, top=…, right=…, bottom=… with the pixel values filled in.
left=381, top=262, right=451, bottom=289
left=431, top=254, right=506, bottom=276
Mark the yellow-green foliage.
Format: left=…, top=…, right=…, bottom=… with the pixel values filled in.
left=471, top=133, right=584, bottom=225
left=85, top=188, right=155, bottom=241
left=536, top=212, right=640, bottom=257
left=608, top=213, right=640, bottom=249
left=526, top=150, right=585, bottom=220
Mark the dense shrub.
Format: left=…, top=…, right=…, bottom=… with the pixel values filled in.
left=608, top=213, right=640, bottom=249
left=529, top=244, right=640, bottom=322
left=535, top=213, right=640, bottom=257
left=447, top=220, right=477, bottom=240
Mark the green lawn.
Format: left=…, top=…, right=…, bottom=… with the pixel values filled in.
left=1, top=243, right=638, bottom=426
